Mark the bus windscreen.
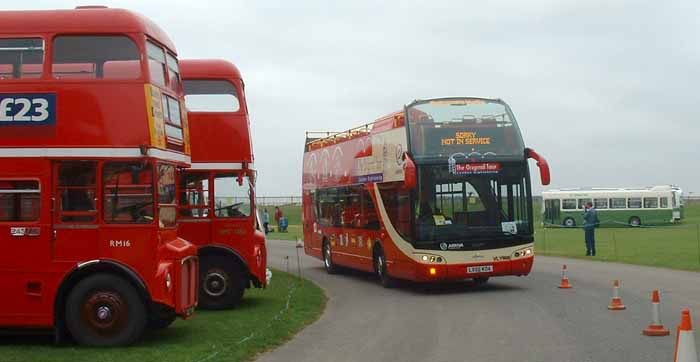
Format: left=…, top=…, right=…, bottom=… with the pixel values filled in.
left=407, top=99, right=525, bottom=161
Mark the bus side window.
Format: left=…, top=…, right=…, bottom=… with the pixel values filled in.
left=57, top=161, right=98, bottom=223
left=660, top=197, right=669, bottom=209
left=0, top=38, right=44, bottom=80
left=0, top=180, right=40, bottom=221
left=360, top=187, right=379, bottom=230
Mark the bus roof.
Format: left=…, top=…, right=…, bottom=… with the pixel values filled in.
left=0, top=7, right=176, bottom=52
left=543, top=185, right=681, bottom=195
left=180, top=59, right=242, bottom=80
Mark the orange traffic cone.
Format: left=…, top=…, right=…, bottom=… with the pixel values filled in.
left=643, top=290, right=670, bottom=336
left=607, top=280, right=626, bottom=310
left=558, top=264, right=572, bottom=289
left=673, top=309, right=698, bottom=362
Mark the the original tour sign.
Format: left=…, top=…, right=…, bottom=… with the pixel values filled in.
left=451, top=162, right=501, bottom=175
left=441, top=131, right=491, bottom=146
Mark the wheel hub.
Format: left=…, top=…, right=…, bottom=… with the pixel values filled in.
left=82, top=291, right=126, bottom=334
left=204, top=271, right=228, bottom=297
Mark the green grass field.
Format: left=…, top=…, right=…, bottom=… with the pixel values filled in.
left=0, top=270, right=326, bottom=362
left=267, top=201, right=700, bottom=271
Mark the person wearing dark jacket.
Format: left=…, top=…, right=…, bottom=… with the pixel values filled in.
left=583, top=202, right=600, bottom=256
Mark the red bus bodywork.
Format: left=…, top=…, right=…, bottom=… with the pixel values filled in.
left=178, top=59, right=267, bottom=309
left=0, top=7, right=197, bottom=346
left=303, top=98, right=549, bottom=286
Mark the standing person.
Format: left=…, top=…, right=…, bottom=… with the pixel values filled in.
left=274, top=206, right=283, bottom=231
left=583, top=201, right=600, bottom=256
left=263, top=208, right=270, bottom=234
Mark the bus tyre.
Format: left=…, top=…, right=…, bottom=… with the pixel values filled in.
left=374, top=247, right=394, bottom=288
left=323, top=241, right=339, bottom=274
left=199, top=255, right=246, bottom=310
left=473, top=277, right=489, bottom=285
left=65, top=274, right=147, bottom=347
left=563, top=218, right=576, bottom=228
left=629, top=216, right=641, bottom=227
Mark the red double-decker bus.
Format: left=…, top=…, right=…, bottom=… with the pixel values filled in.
left=178, top=59, right=268, bottom=309
left=0, top=7, right=198, bottom=346
left=303, top=97, right=550, bottom=287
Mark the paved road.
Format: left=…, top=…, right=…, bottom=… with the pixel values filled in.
left=257, top=240, right=700, bottom=362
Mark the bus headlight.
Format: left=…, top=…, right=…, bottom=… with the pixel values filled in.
left=415, top=254, right=445, bottom=264
left=166, top=272, right=172, bottom=291
left=513, top=247, right=533, bottom=258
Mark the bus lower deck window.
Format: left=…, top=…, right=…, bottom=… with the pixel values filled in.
left=0, top=180, right=40, bottom=221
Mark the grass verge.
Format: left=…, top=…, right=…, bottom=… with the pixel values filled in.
left=0, top=269, right=326, bottom=362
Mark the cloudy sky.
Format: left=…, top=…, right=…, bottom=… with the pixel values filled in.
left=13, top=1, right=700, bottom=196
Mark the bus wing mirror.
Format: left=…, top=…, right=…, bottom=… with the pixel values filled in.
left=404, top=153, right=417, bottom=190
left=526, top=148, right=550, bottom=186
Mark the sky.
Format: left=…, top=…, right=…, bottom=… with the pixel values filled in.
left=9, top=0, right=700, bottom=196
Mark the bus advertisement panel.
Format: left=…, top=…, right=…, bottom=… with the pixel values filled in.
left=303, top=97, right=550, bottom=287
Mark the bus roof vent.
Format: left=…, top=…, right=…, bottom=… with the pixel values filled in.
left=75, top=5, right=109, bottom=9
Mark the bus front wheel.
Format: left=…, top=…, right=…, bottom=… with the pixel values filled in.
left=65, top=274, right=147, bottom=347
left=323, top=241, right=339, bottom=274
left=629, top=216, right=641, bottom=227
left=199, top=255, right=246, bottom=310
left=563, top=218, right=576, bottom=228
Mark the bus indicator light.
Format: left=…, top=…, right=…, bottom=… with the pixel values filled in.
left=429, top=267, right=437, bottom=276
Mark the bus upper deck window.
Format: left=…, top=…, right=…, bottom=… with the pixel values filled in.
left=0, top=38, right=44, bottom=80
left=146, top=40, right=166, bottom=86
left=166, top=53, right=180, bottom=91
left=52, top=36, right=140, bottom=79
left=183, top=79, right=241, bottom=112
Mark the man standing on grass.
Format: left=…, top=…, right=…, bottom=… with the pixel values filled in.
left=583, top=201, right=600, bottom=256
left=274, top=206, right=283, bottom=231
left=263, top=208, right=270, bottom=234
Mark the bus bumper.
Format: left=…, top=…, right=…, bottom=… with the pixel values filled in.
left=411, top=256, right=535, bottom=282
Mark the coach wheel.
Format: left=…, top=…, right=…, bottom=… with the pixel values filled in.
left=473, top=277, right=490, bottom=285
left=563, top=218, right=576, bottom=228
left=374, top=246, right=394, bottom=288
left=323, top=240, right=338, bottom=274
left=199, top=255, right=246, bottom=310
left=629, top=216, right=641, bottom=227
left=65, top=274, right=147, bottom=347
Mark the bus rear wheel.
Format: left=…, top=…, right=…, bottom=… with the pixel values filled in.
left=473, top=276, right=490, bottom=285
left=629, top=216, right=641, bottom=227
left=199, top=255, right=246, bottom=310
left=374, top=247, right=394, bottom=288
left=323, top=241, right=338, bottom=274
left=65, top=274, right=146, bottom=347
left=563, top=218, right=576, bottom=227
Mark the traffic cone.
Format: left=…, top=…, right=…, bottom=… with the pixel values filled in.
left=673, top=309, right=697, bottom=362
left=607, top=280, right=626, bottom=310
left=643, top=290, right=670, bottom=336
left=558, top=264, right=572, bottom=289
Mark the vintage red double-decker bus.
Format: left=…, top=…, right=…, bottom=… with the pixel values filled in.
left=178, top=59, right=268, bottom=309
left=303, top=97, right=550, bottom=287
left=0, top=7, right=198, bottom=346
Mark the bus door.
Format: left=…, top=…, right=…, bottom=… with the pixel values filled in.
left=544, top=199, right=560, bottom=225
left=211, top=172, right=254, bottom=247
left=0, top=173, right=51, bottom=324
left=52, top=161, right=99, bottom=262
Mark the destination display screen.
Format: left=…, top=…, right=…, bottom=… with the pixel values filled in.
left=407, top=99, right=525, bottom=161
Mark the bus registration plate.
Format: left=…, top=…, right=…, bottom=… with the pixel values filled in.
left=467, top=265, right=493, bottom=274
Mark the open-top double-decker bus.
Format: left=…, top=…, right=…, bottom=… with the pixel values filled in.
left=179, top=59, right=268, bottom=309
left=0, top=7, right=198, bottom=346
left=303, top=97, right=550, bottom=286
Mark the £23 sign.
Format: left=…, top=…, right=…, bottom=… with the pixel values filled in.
left=0, top=93, right=56, bottom=126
